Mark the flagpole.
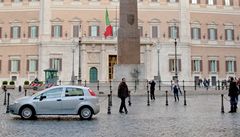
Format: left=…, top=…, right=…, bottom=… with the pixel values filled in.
left=116, top=5, right=118, bottom=37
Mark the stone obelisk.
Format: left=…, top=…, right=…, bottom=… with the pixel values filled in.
left=114, top=0, right=144, bottom=81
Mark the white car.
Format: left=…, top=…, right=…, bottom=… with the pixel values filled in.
left=9, top=85, right=100, bottom=120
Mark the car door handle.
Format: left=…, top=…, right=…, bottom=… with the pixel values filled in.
left=57, top=99, right=62, bottom=101
left=79, top=98, right=84, bottom=100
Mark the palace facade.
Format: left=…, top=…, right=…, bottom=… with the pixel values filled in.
left=0, top=0, right=240, bottom=86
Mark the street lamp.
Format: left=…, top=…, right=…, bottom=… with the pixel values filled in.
left=174, top=24, right=178, bottom=81
left=78, top=37, right=82, bottom=85
left=157, top=40, right=161, bottom=82
left=71, top=46, right=76, bottom=85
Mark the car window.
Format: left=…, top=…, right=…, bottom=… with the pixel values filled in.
left=65, top=87, right=84, bottom=97
left=41, top=88, right=63, bottom=99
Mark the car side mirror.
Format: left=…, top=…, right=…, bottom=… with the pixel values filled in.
left=40, top=95, right=46, bottom=101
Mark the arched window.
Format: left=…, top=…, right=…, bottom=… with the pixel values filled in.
left=89, top=67, right=98, bottom=83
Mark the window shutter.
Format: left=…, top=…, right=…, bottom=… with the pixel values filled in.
left=36, top=26, right=39, bottom=38
left=214, top=0, right=217, bottom=5
left=97, top=26, right=100, bottom=36
left=217, top=60, right=219, bottom=72
left=177, top=27, right=179, bottom=38
left=60, top=26, right=62, bottom=37
left=191, top=28, right=193, bottom=39
left=223, top=0, right=225, bottom=5
left=36, top=60, right=39, bottom=71
left=198, top=28, right=201, bottom=39
left=197, top=0, right=200, bottom=4
left=215, top=29, right=218, bottom=40
left=191, top=60, right=194, bottom=72
left=230, top=0, right=233, bottom=6
left=200, top=60, right=203, bottom=72
left=168, top=26, right=171, bottom=38
left=59, top=58, right=62, bottom=71
left=89, top=26, right=91, bottom=36
left=18, top=27, right=21, bottom=38
left=28, top=26, right=31, bottom=38
left=50, top=59, right=53, bottom=69
left=10, top=27, right=13, bottom=38
left=169, top=59, right=171, bottom=72
left=232, top=30, right=235, bottom=40
left=27, top=60, right=29, bottom=71
left=234, top=61, right=237, bottom=72
left=178, top=59, right=181, bottom=72
left=208, top=29, right=210, bottom=40
left=8, top=60, right=11, bottom=72
left=18, top=60, right=21, bottom=72
left=225, top=61, right=228, bottom=72
left=51, top=26, right=54, bottom=37
left=208, top=60, right=211, bottom=72
left=225, top=29, right=227, bottom=40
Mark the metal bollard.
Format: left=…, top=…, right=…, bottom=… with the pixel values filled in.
left=18, top=85, right=22, bottom=92
left=97, top=80, right=100, bottom=91
left=221, top=94, right=224, bottom=113
left=134, top=80, right=137, bottom=92
left=109, top=80, right=112, bottom=91
left=218, top=80, right=220, bottom=90
left=6, top=93, right=10, bottom=113
left=59, top=80, right=62, bottom=85
left=109, top=90, right=112, bottom=107
left=170, top=80, right=173, bottom=90
left=182, top=80, right=185, bottom=91
left=25, top=89, right=27, bottom=96
left=84, top=80, right=87, bottom=87
left=194, top=80, right=197, bottom=90
left=147, top=80, right=150, bottom=106
left=184, top=90, right=187, bottom=106
left=107, top=94, right=111, bottom=114
left=128, top=91, right=132, bottom=106
left=3, top=86, right=7, bottom=105
left=158, top=80, right=161, bottom=91
left=165, top=90, right=168, bottom=106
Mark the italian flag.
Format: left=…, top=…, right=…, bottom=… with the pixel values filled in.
left=104, top=9, right=113, bottom=38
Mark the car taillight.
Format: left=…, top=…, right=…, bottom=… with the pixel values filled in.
left=88, top=89, right=96, bottom=96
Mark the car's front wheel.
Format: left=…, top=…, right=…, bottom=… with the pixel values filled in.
left=20, top=106, right=35, bottom=120
left=79, top=106, right=93, bottom=120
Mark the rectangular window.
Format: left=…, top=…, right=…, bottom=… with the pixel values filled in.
left=89, top=25, right=100, bottom=37
left=208, top=28, right=217, bottom=41
left=27, top=59, right=38, bottom=72
left=225, top=29, right=234, bottom=41
left=226, top=60, right=236, bottom=73
left=224, top=0, right=233, bottom=6
left=169, top=26, right=179, bottom=39
left=209, top=60, right=219, bottom=73
left=73, top=25, right=80, bottom=38
left=208, top=0, right=215, bottom=5
left=169, top=59, right=181, bottom=72
left=191, top=28, right=201, bottom=40
left=152, top=26, right=158, bottom=38
left=190, top=0, right=199, bottom=4
left=28, top=26, right=38, bottom=39
left=192, top=60, right=202, bottom=72
left=51, top=25, right=62, bottom=38
left=169, top=0, right=178, bottom=3
left=11, top=26, right=21, bottom=39
left=50, top=58, right=62, bottom=71
left=10, top=60, right=20, bottom=73
left=13, top=0, right=22, bottom=3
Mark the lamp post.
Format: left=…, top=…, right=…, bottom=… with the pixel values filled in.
left=174, top=24, right=178, bottom=81
left=157, top=40, right=161, bottom=82
left=78, top=37, right=82, bottom=85
left=71, top=47, right=75, bottom=85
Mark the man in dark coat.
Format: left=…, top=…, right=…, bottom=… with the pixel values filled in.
left=228, top=77, right=238, bottom=113
left=149, top=80, right=156, bottom=100
left=118, top=78, right=129, bottom=114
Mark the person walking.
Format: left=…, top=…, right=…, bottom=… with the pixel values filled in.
left=118, top=78, right=129, bottom=114
left=149, top=80, right=156, bottom=100
left=172, top=81, right=182, bottom=102
left=228, top=77, right=238, bottom=113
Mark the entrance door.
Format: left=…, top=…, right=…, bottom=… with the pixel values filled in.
left=211, top=76, right=216, bottom=86
left=108, top=55, right=117, bottom=80
left=89, top=67, right=98, bottom=83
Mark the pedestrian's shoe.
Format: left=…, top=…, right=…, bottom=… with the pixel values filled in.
left=119, top=111, right=124, bottom=113
left=229, top=110, right=234, bottom=113
left=125, top=111, right=128, bottom=114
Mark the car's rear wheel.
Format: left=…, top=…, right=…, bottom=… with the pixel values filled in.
left=20, top=106, right=35, bottom=120
left=79, top=106, right=93, bottom=120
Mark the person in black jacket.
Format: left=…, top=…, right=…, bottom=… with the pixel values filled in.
left=149, top=80, right=156, bottom=100
left=118, top=78, right=129, bottom=114
left=228, top=77, right=238, bottom=113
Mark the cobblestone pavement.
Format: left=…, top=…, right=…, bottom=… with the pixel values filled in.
left=0, top=89, right=240, bottom=137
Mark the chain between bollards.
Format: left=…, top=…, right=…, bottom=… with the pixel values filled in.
left=6, top=93, right=10, bottom=113
left=3, top=86, right=7, bottom=105
left=221, top=94, right=224, bottom=113
left=147, top=80, right=150, bottom=106
left=165, top=90, right=168, bottom=106
left=107, top=94, right=111, bottom=114
left=184, top=90, right=187, bottom=106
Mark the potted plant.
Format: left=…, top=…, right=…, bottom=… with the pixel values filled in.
left=8, top=81, right=15, bottom=89
left=23, top=80, right=31, bottom=89
left=1, top=81, right=8, bottom=89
